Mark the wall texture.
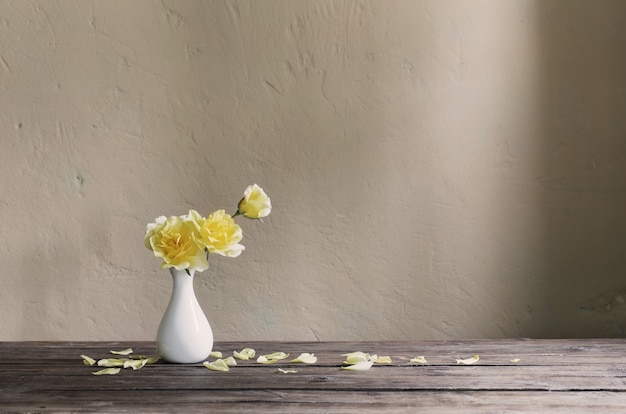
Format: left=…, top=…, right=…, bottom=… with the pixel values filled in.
left=1, top=0, right=625, bottom=341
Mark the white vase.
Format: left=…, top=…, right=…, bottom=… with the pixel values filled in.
left=156, top=268, right=214, bottom=363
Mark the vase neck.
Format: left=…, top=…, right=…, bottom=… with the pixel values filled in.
left=169, top=268, right=195, bottom=277
left=169, top=268, right=196, bottom=293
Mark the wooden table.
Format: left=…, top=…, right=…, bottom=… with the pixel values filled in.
left=1, top=339, right=625, bottom=412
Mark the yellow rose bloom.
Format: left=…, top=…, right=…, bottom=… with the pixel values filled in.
left=191, top=209, right=245, bottom=257
left=144, top=214, right=208, bottom=271
left=237, top=184, right=271, bottom=219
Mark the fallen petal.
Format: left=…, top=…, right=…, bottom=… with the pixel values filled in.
left=290, top=353, right=317, bottom=364
left=278, top=368, right=298, bottom=374
left=510, top=358, right=521, bottom=363
left=81, top=355, right=96, bottom=366
left=266, top=352, right=289, bottom=360
left=410, top=356, right=428, bottom=364
left=233, top=351, right=248, bottom=360
left=110, top=348, right=133, bottom=356
left=343, top=354, right=370, bottom=365
left=257, top=352, right=289, bottom=364
left=342, top=351, right=369, bottom=358
left=97, top=358, right=129, bottom=367
left=223, top=356, right=237, bottom=366
left=456, top=355, right=480, bottom=365
left=256, top=355, right=279, bottom=364
left=341, top=360, right=374, bottom=371
left=204, top=359, right=230, bottom=371
left=372, top=355, right=392, bottom=364
left=145, top=356, right=161, bottom=364
left=209, top=351, right=223, bottom=358
left=124, top=358, right=149, bottom=370
left=92, top=368, right=121, bottom=375
left=234, top=348, right=256, bottom=360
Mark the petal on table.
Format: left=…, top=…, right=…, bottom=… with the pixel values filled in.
left=110, top=348, right=133, bottom=355
left=278, top=368, right=298, bottom=374
left=341, top=360, right=374, bottom=371
left=410, top=356, right=428, bottom=364
left=124, top=358, right=149, bottom=370
left=234, top=348, right=256, bottom=360
left=81, top=355, right=97, bottom=366
left=203, top=359, right=230, bottom=372
left=97, top=358, right=129, bottom=367
left=92, top=368, right=121, bottom=375
left=223, top=356, right=237, bottom=366
left=290, top=353, right=317, bottom=364
left=456, top=355, right=480, bottom=365
left=371, top=355, right=392, bottom=364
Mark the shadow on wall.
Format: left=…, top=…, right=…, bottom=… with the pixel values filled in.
left=536, top=0, right=626, bottom=337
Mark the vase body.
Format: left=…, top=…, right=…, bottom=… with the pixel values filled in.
left=156, top=268, right=213, bottom=363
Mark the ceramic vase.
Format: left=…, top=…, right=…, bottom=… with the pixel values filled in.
left=156, top=268, right=213, bottom=363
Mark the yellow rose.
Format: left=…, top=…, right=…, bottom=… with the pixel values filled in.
left=144, top=214, right=208, bottom=271
left=191, top=209, right=245, bottom=257
left=236, top=184, right=271, bottom=219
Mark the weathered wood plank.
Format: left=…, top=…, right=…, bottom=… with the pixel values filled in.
left=1, top=339, right=625, bottom=412
left=2, top=390, right=626, bottom=413
left=3, top=365, right=626, bottom=392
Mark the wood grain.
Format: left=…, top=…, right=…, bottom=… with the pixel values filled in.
left=1, top=339, right=625, bottom=412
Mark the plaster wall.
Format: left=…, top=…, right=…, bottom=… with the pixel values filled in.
left=1, top=0, right=625, bottom=341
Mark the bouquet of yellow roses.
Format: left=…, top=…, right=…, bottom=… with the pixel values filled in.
left=144, top=184, right=271, bottom=273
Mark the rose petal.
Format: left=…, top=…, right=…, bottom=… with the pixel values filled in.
left=124, top=358, right=149, bottom=370
left=371, top=355, right=392, bottom=364
left=92, top=368, right=121, bottom=375
left=81, top=355, right=96, bottom=366
left=256, top=353, right=289, bottom=364
left=97, top=358, right=129, bottom=367
left=343, top=354, right=370, bottom=365
left=145, top=356, right=161, bottom=364
left=410, top=356, right=428, bottom=364
left=256, top=351, right=290, bottom=364
left=203, top=359, right=230, bottom=371
left=234, top=348, right=256, bottom=360
left=256, top=355, right=273, bottom=364
left=456, top=355, right=480, bottom=365
left=265, top=352, right=289, bottom=360
left=110, top=348, right=133, bottom=355
left=342, top=351, right=369, bottom=358
left=223, top=356, right=237, bottom=366
left=341, top=360, right=374, bottom=371
left=510, top=358, right=520, bottom=363
left=209, top=351, right=223, bottom=359
left=278, top=368, right=298, bottom=374
left=290, top=353, right=317, bottom=364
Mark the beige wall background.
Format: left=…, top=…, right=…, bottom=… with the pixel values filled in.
left=1, top=0, right=625, bottom=341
